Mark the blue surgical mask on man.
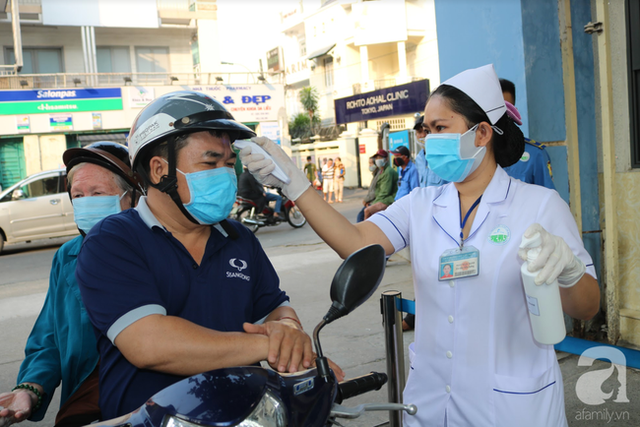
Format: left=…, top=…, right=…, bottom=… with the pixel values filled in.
left=73, top=192, right=127, bottom=234
left=425, top=124, right=484, bottom=183
left=177, top=166, right=238, bottom=225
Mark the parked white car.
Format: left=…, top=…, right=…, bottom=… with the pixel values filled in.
left=0, top=169, right=78, bottom=253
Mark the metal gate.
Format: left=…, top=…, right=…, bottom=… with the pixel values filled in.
left=0, top=138, right=26, bottom=190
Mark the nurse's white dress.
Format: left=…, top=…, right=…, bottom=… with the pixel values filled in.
left=369, top=166, right=596, bottom=427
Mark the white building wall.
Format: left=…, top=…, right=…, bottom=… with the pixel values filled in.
left=286, top=0, right=439, bottom=132
left=0, top=24, right=194, bottom=74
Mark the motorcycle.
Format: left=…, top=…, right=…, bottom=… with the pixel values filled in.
left=89, top=245, right=416, bottom=427
left=232, top=187, right=306, bottom=233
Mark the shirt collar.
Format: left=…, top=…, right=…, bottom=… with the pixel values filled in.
left=134, top=196, right=230, bottom=238
left=135, top=196, right=164, bottom=230
left=433, top=165, right=511, bottom=207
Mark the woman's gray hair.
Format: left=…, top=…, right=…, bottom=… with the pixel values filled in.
left=68, top=162, right=134, bottom=195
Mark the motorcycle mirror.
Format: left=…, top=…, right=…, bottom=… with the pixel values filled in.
left=324, top=244, right=386, bottom=324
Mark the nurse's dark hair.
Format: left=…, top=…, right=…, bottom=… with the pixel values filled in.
left=431, top=84, right=524, bottom=168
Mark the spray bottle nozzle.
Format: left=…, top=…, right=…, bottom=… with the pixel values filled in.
left=520, top=232, right=542, bottom=263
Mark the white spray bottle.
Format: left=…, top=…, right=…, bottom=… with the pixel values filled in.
left=520, top=233, right=566, bottom=345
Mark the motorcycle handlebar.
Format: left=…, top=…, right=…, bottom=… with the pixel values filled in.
left=336, top=371, right=388, bottom=403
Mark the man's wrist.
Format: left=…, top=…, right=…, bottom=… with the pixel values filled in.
left=276, top=316, right=303, bottom=330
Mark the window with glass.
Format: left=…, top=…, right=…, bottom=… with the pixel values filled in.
left=628, top=0, right=640, bottom=167
left=324, top=56, right=333, bottom=88
left=299, top=35, right=306, bottom=56
left=21, top=176, right=60, bottom=199
left=97, top=47, right=131, bottom=73
left=5, top=48, right=63, bottom=74
left=135, top=46, right=170, bottom=73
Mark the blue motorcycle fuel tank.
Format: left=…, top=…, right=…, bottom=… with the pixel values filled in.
left=110, top=366, right=338, bottom=427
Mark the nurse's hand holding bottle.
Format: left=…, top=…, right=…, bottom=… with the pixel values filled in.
left=518, top=223, right=587, bottom=287
left=519, top=222, right=596, bottom=320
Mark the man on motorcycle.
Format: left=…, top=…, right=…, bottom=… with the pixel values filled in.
left=238, top=167, right=283, bottom=220
left=76, top=91, right=342, bottom=420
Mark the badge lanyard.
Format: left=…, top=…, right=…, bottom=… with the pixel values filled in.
left=459, top=195, right=482, bottom=248
left=438, top=194, right=482, bottom=281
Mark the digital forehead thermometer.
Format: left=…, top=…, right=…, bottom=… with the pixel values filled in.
left=233, top=140, right=291, bottom=184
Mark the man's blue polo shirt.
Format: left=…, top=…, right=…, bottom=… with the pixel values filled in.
left=395, top=160, right=420, bottom=201
left=76, top=197, right=288, bottom=419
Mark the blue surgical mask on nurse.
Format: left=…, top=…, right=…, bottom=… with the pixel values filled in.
left=424, top=124, right=485, bottom=183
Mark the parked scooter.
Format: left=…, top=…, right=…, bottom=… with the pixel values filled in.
left=88, top=245, right=416, bottom=427
left=232, top=187, right=306, bottom=233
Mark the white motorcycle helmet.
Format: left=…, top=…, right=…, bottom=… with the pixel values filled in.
left=127, top=91, right=256, bottom=225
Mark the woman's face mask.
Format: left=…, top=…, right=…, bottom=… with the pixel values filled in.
left=424, top=124, right=484, bottom=183
left=374, top=158, right=387, bottom=168
left=73, top=192, right=127, bottom=234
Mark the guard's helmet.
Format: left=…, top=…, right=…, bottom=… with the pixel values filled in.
left=63, top=141, right=145, bottom=206
left=127, top=91, right=256, bottom=171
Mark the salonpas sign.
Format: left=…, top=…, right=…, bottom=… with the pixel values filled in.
left=0, top=88, right=123, bottom=115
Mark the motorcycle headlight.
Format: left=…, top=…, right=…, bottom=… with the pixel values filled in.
left=161, top=389, right=287, bottom=427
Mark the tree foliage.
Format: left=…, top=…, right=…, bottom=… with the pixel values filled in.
left=289, top=86, right=321, bottom=144
left=299, top=86, right=320, bottom=120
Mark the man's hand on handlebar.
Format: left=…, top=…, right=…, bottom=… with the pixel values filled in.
left=243, top=321, right=345, bottom=381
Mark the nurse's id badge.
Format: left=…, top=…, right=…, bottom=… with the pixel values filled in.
left=438, top=245, right=480, bottom=281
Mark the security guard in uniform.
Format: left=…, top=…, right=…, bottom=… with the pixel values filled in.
left=500, top=78, right=555, bottom=190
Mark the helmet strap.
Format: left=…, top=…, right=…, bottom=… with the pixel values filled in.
left=155, top=136, right=201, bottom=225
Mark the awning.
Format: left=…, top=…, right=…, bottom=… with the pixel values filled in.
left=307, top=44, right=336, bottom=60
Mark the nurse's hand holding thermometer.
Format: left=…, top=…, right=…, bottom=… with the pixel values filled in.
left=236, top=136, right=309, bottom=201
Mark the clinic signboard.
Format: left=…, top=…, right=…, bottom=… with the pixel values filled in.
left=334, top=79, right=429, bottom=124
left=0, top=88, right=123, bottom=115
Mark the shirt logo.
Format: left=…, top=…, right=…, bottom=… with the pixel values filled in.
left=488, top=225, right=510, bottom=245
left=520, top=152, right=530, bottom=162
left=229, top=258, right=248, bottom=271
left=227, top=258, right=250, bottom=281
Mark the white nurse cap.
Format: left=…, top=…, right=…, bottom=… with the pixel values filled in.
left=441, top=64, right=506, bottom=125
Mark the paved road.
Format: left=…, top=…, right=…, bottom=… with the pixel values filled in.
left=1, top=188, right=639, bottom=426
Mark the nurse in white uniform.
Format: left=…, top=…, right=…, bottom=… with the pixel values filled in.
left=239, top=64, right=600, bottom=427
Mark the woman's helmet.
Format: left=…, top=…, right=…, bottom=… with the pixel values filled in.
left=127, top=90, right=256, bottom=171
left=63, top=141, right=145, bottom=206
left=126, top=91, right=255, bottom=225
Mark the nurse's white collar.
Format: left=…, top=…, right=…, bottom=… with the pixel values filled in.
left=433, top=166, right=512, bottom=207
left=134, top=196, right=229, bottom=237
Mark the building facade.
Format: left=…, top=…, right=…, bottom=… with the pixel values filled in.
left=0, top=0, right=285, bottom=189
left=276, top=0, right=440, bottom=186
